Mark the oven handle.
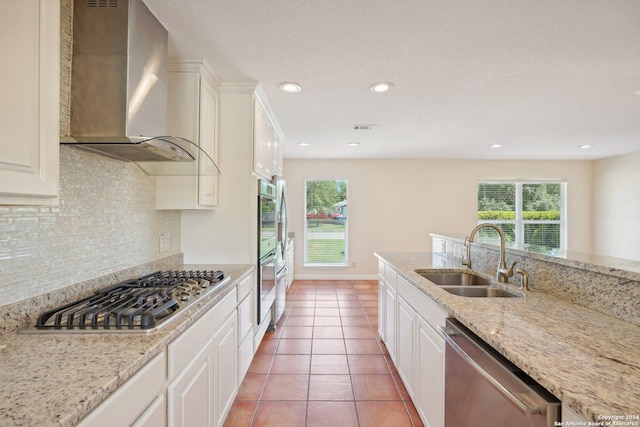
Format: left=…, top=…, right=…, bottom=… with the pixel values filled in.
left=437, top=325, right=544, bottom=417
left=276, top=265, right=289, bottom=279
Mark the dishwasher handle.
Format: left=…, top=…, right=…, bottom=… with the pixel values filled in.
left=437, top=325, right=544, bottom=417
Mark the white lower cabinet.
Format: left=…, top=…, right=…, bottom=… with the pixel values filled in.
left=416, top=315, right=445, bottom=427
left=378, top=260, right=397, bottom=362
left=378, top=279, right=386, bottom=340
left=168, top=339, right=215, bottom=427
left=133, top=394, right=166, bottom=427
left=78, top=275, right=252, bottom=427
left=378, top=259, right=446, bottom=427
left=237, top=272, right=256, bottom=384
left=212, top=313, right=238, bottom=427
left=396, top=295, right=416, bottom=398
left=78, top=352, right=166, bottom=427
left=168, top=289, right=238, bottom=427
left=384, top=286, right=397, bottom=362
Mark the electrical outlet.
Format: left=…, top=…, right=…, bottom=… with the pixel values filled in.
left=160, top=232, right=171, bottom=253
left=453, top=243, right=463, bottom=260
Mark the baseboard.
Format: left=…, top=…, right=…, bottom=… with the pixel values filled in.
left=292, top=274, right=378, bottom=281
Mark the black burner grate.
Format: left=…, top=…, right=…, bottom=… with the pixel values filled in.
left=34, top=270, right=224, bottom=331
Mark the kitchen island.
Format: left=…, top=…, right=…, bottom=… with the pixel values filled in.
left=0, top=263, right=253, bottom=426
left=375, top=251, right=640, bottom=422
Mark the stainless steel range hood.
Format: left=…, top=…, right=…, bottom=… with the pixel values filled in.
left=61, top=0, right=219, bottom=176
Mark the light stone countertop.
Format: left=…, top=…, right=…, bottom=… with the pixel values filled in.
left=0, top=264, right=254, bottom=427
left=375, top=252, right=640, bottom=422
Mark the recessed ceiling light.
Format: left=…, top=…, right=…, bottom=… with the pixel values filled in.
left=579, top=144, right=593, bottom=149
left=370, top=82, right=393, bottom=93
left=298, top=142, right=310, bottom=147
left=633, top=89, right=640, bottom=95
left=489, top=144, right=503, bottom=148
left=347, top=142, right=360, bottom=146
left=279, top=82, right=302, bottom=93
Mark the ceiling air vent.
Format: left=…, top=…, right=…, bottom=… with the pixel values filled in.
left=88, top=0, right=118, bottom=7
left=353, top=124, right=377, bottom=130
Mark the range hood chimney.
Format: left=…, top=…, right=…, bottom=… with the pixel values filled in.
left=62, top=0, right=219, bottom=176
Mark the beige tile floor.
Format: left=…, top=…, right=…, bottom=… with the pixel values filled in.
left=223, top=280, right=423, bottom=427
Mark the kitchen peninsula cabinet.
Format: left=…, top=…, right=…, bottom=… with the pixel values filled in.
left=378, top=260, right=397, bottom=361
left=378, top=259, right=446, bottom=427
left=156, top=59, right=220, bottom=210
left=0, top=0, right=59, bottom=206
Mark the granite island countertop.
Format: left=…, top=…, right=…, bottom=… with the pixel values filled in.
left=0, top=264, right=254, bottom=427
left=375, top=252, right=640, bottom=422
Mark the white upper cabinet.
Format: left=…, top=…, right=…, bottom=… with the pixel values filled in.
left=253, top=96, right=283, bottom=180
left=0, top=0, right=60, bottom=206
left=156, top=59, right=220, bottom=210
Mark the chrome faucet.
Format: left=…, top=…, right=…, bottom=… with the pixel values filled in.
left=461, top=223, right=517, bottom=283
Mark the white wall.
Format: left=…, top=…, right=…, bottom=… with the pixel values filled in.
left=284, top=159, right=593, bottom=279
left=592, top=151, right=640, bottom=261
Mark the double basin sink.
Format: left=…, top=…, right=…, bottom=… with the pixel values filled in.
left=415, top=271, right=521, bottom=298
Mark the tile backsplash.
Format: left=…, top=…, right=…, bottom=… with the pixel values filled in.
left=0, top=146, right=181, bottom=307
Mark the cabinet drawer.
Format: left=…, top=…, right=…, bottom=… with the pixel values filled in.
left=237, top=272, right=254, bottom=303
left=79, top=352, right=166, bottom=427
left=237, top=291, right=253, bottom=342
left=168, top=288, right=237, bottom=378
left=397, top=274, right=447, bottom=328
left=383, top=264, right=397, bottom=290
left=238, top=332, right=253, bottom=383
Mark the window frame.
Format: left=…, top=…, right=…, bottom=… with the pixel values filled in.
left=303, top=179, right=349, bottom=267
left=477, top=179, right=567, bottom=251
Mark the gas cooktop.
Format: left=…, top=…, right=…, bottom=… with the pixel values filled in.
left=20, top=270, right=229, bottom=334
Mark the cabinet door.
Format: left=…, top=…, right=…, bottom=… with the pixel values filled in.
left=133, top=394, right=166, bottom=427
left=168, top=340, right=214, bottom=427
left=378, top=280, right=386, bottom=340
left=213, top=313, right=238, bottom=427
left=397, top=296, right=416, bottom=398
left=385, top=287, right=397, bottom=362
left=416, top=316, right=445, bottom=427
left=253, top=99, right=271, bottom=179
left=160, top=60, right=218, bottom=210
left=271, top=130, right=283, bottom=176
left=197, top=77, right=219, bottom=207
left=0, top=0, right=59, bottom=205
left=286, top=240, right=294, bottom=289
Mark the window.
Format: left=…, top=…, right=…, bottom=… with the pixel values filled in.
left=477, top=180, right=567, bottom=250
left=304, top=180, right=348, bottom=266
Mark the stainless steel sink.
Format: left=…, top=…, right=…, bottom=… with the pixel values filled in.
left=416, top=271, right=492, bottom=286
left=441, top=286, right=520, bottom=298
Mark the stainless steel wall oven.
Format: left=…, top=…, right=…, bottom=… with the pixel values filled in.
left=257, top=180, right=277, bottom=326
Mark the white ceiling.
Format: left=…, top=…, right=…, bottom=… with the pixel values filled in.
left=144, top=0, right=640, bottom=161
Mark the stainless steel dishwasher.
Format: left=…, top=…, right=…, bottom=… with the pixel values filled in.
left=438, top=319, right=560, bottom=427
